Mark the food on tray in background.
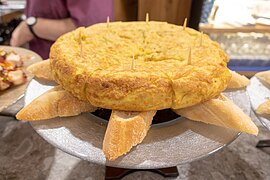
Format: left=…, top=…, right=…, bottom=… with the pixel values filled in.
left=0, top=49, right=27, bottom=91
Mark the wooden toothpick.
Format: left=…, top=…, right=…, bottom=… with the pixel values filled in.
left=188, top=47, right=191, bottom=65
left=183, top=18, right=187, bottom=30
left=200, top=31, right=203, bottom=46
left=107, top=16, right=110, bottom=28
left=146, top=13, right=149, bottom=24
left=131, top=54, right=135, bottom=70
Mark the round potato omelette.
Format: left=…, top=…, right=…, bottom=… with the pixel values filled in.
left=50, top=21, right=231, bottom=111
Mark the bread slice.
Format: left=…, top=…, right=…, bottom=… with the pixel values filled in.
left=256, top=70, right=270, bottom=88
left=256, top=100, right=270, bottom=119
left=227, top=70, right=250, bottom=89
left=174, top=95, right=258, bottom=135
left=27, top=59, right=53, bottom=80
left=103, top=110, right=156, bottom=160
left=16, top=86, right=96, bottom=120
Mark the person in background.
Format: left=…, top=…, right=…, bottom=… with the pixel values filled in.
left=10, top=0, right=113, bottom=59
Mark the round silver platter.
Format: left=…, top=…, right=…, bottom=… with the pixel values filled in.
left=0, top=46, right=42, bottom=112
left=28, top=79, right=249, bottom=169
left=247, top=77, right=270, bottom=131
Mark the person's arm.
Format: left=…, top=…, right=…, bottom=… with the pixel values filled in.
left=33, top=18, right=76, bottom=41
left=10, top=18, right=76, bottom=47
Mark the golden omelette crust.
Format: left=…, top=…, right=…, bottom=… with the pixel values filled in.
left=50, top=21, right=231, bottom=111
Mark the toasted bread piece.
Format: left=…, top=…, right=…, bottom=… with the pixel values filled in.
left=103, top=110, right=156, bottom=160
left=256, top=70, right=270, bottom=88
left=174, top=95, right=258, bottom=135
left=16, top=86, right=96, bottom=120
left=27, top=59, right=53, bottom=80
left=227, top=70, right=250, bottom=89
left=256, top=100, right=270, bottom=119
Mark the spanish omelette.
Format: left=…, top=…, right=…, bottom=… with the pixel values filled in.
left=50, top=21, right=231, bottom=111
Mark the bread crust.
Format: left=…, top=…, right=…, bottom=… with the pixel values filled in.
left=174, top=94, right=258, bottom=135
left=103, top=110, right=156, bottom=160
left=27, top=59, right=53, bottom=80
left=227, top=70, right=250, bottom=89
left=16, top=86, right=97, bottom=120
left=50, top=22, right=231, bottom=111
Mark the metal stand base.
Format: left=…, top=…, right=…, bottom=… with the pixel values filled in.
left=105, top=166, right=179, bottom=180
left=256, top=140, right=270, bottom=148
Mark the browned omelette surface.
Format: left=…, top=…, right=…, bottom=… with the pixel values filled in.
left=50, top=21, right=231, bottom=111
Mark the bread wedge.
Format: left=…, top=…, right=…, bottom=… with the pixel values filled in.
left=16, top=86, right=96, bottom=120
left=103, top=110, right=156, bottom=160
left=227, top=70, right=250, bottom=89
left=256, top=100, right=270, bottom=119
left=27, top=59, right=53, bottom=80
left=256, top=70, right=270, bottom=88
left=174, top=95, right=258, bottom=135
